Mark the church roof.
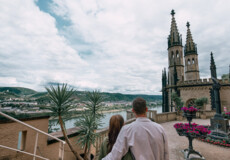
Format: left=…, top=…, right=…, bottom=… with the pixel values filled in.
left=184, top=22, right=197, bottom=56
left=168, top=10, right=182, bottom=49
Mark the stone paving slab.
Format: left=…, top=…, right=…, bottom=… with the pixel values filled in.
left=161, top=119, right=230, bottom=160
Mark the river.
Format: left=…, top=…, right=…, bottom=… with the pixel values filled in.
left=49, top=105, right=162, bottom=132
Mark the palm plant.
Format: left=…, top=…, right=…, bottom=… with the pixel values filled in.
left=84, top=90, right=105, bottom=128
left=75, top=114, right=99, bottom=160
left=45, top=84, right=83, bottom=160
left=73, top=90, right=105, bottom=160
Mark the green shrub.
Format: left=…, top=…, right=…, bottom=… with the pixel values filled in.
left=195, top=97, right=208, bottom=109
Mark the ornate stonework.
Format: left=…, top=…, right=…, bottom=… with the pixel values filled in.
left=162, top=10, right=230, bottom=113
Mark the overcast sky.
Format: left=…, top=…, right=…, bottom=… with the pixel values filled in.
left=0, top=0, right=229, bottom=95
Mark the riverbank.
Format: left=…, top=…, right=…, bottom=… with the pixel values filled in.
left=49, top=105, right=162, bottom=132
left=49, top=108, right=127, bottom=120
left=101, top=108, right=126, bottom=114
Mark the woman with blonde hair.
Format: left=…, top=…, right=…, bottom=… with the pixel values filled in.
left=98, top=114, right=133, bottom=160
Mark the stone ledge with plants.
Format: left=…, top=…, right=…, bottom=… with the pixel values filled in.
left=197, top=137, right=230, bottom=148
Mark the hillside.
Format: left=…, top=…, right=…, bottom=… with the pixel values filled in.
left=0, top=92, right=20, bottom=99
left=0, top=87, right=37, bottom=95
left=100, top=92, right=161, bottom=102
left=0, top=87, right=161, bottom=102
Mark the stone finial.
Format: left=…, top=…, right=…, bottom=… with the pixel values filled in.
left=171, top=9, right=175, bottom=16
left=186, top=22, right=190, bottom=28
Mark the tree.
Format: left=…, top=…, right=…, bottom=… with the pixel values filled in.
left=45, top=84, right=83, bottom=160
left=171, top=92, right=184, bottom=114
left=75, top=90, right=105, bottom=160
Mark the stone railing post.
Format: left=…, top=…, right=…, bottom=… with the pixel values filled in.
left=148, top=110, right=157, bottom=121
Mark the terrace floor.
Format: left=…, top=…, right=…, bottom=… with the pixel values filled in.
left=162, top=119, right=230, bottom=160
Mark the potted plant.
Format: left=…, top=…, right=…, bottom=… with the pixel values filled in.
left=75, top=114, right=98, bottom=160
left=194, top=97, right=208, bottom=110
left=171, top=92, right=184, bottom=120
left=181, top=106, right=198, bottom=119
left=76, top=90, right=105, bottom=160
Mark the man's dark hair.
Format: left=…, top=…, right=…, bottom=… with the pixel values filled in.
left=132, top=97, right=147, bottom=115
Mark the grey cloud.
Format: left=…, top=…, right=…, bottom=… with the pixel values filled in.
left=0, top=0, right=229, bottom=94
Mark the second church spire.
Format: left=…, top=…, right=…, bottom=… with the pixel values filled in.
left=184, top=22, right=197, bottom=56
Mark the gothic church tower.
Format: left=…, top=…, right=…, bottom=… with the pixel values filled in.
left=184, top=22, right=200, bottom=80
left=168, top=10, right=184, bottom=86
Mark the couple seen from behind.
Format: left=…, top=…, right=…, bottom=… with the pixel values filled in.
left=98, top=98, right=169, bottom=160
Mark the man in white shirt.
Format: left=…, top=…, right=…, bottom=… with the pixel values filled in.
left=102, top=98, right=169, bottom=160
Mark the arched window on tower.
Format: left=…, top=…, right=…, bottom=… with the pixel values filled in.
left=171, top=51, right=174, bottom=65
left=188, top=59, right=191, bottom=65
left=192, top=58, right=195, bottom=64
left=176, top=50, right=179, bottom=58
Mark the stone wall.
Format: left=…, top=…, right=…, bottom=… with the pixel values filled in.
left=179, top=85, right=212, bottom=110
left=176, top=79, right=230, bottom=112
left=0, top=117, right=84, bottom=160
left=46, top=128, right=84, bottom=160
left=220, top=86, right=230, bottom=111
left=0, top=117, right=49, bottom=160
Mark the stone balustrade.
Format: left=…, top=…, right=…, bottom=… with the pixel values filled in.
left=202, top=110, right=216, bottom=119
left=95, top=127, right=109, bottom=155
left=127, top=110, right=177, bottom=123
left=156, top=112, right=177, bottom=123
left=194, top=110, right=215, bottom=119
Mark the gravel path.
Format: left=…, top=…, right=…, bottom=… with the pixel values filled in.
left=161, top=119, right=230, bottom=160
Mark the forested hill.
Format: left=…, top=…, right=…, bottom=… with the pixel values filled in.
left=0, top=87, right=37, bottom=95
left=0, top=87, right=161, bottom=102
left=100, top=92, right=161, bottom=102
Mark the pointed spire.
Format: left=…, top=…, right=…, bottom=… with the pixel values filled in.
left=184, top=22, right=197, bottom=56
left=168, top=9, right=182, bottom=48
left=210, top=52, right=217, bottom=78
